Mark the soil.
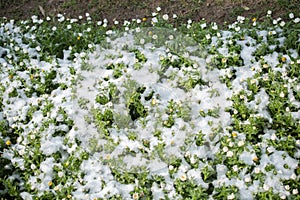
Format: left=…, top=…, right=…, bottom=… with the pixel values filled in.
left=0, top=0, right=299, bottom=25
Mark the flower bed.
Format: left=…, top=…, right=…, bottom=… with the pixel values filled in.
left=0, top=9, right=299, bottom=200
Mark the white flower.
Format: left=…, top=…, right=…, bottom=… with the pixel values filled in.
left=279, top=91, right=285, bottom=98
left=36, top=46, right=41, bottom=51
left=58, top=16, right=65, bottom=22
left=238, top=140, right=245, bottom=147
left=70, top=18, right=78, bottom=23
left=78, top=15, right=83, bottom=19
left=233, top=165, right=238, bottom=172
left=284, top=185, right=290, bottom=190
left=52, top=26, right=57, bottom=31
left=106, top=30, right=113, bottom=35
left=185, top=151, right=191, bottom=158
left=67, top=24, right=72, bottom=29
left=227, top=193, right=235, bottom=200
left=136, top=19, right=141, bottom=24
left=226, top=151, right=234, bottom=157
left=58, top=171, right=64, bottom=178
left=30, top=164, right=36, bottom=170
left=169, top=165, right=174, bottom=170
left=290, top=173, right=297, bottom=180
left=245, top=177, right=251, bottom=182
left=132, top=192, right=139, bottom=199
left=280, top=21, right=285, bottom=27
left=294, top=18, right=300, bottom=23
left=140, top=38, right=145, bottom=44
left=87, top=27, right=91, bottom=32
left=163, top=14, right=169, bottom=21
left=200, top=23, right=207, bottom=29
left=292, top=189, right=298, bottom=195
left=267, top=10, right=272, bottom=15
left=223, top=146, right=229, bottom=152
left=263, top=184, right=270, bottom=191
left=212, top=23, right=218, bottom=30
left=46, top=16, right=51, bottom=21
left=156, top=7, right=161, bottom=12
left=152, top=34, right=158, bottom=40
left=205, top=34, right=211, bottom=40
left=254, top=167, right=260, bottom=173
left=217, top=32, right=221, bottom=37
left=114, top=20, right=119, bottom=25
left=180, top=174, right=187, bottom=181
left=237, top=16, right=245, bottom=22
left=168, top=35, right=174, bottom=40
left=273, top=19, right=277, bottom=25
left=152, top=17, right=158, bottom=24
left=280, top=194, right=286, bottom=199
left=271, top=133, right=277, bottom=140
left=289, top=13, right=294, bottom=19
left=187, top=19, right=192, bottom=24
left=173, top=14, right=177, bottom=19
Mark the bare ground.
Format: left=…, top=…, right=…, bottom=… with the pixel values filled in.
left=1, top=0, right=300, bottom=25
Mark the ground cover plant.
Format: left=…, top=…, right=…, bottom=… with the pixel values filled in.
left=0, top=7, right=300, bottom=200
